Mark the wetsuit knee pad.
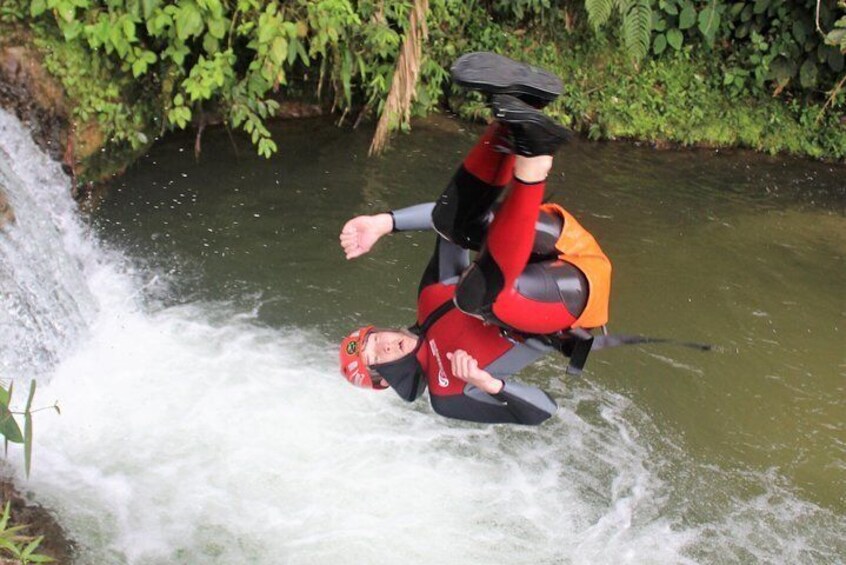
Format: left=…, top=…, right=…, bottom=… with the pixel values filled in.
left=455, top=253, right=504, bottom=322
left=515, top=261, right=588, bottom=318
left=432, top=167, right=501, bottom=250
left=530, top=208, right=564, bottom=259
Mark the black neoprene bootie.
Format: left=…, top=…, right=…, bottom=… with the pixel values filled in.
left=491, top=94, right=572, bottom=157
left=451, top=52, right=562, bottom=108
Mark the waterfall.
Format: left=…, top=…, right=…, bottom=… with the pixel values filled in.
left=0, top=109, right=97, bottom=380
left=1, top=108, right=840, bottom=565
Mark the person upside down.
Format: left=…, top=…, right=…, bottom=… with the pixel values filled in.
left=338, top=52, right=612, bottom=426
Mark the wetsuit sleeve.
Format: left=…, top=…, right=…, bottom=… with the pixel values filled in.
left=418, top=237, right=471, bottom=292
left=390, top=202, right=436, bottom=232
left=429, top=380, right=557, bottom=425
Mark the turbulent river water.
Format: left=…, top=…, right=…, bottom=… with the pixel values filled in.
left=1, top=108, right=844, bottom=564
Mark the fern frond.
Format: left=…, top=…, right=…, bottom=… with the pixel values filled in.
left=622, top=0, right=652, bottom=62
left=586, top=0, right=615, bottom=30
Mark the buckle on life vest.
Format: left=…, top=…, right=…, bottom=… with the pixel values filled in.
left=564, top=327, right=594, bottom=376
left=501, top=326, right=597, bottom=376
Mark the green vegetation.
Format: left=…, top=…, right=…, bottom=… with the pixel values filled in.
left=0, top=380, right=56, bottom=478
left=0, top=382, right=59, bottom=564
left=0, top=0, right=843, bottom=166
left=0, top=502, right=54, bottom=564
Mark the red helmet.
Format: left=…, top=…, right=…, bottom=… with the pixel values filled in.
left=339, top=326, right=388, bottom=390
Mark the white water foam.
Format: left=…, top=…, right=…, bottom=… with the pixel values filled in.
left=1, top=108, right=841, bottom=564
left=28, top=304, right=697, bottom=564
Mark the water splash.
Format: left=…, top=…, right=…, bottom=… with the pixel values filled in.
left=0, top=111, right=97, bottom=379
left=1, top=109, right=842, bottom=564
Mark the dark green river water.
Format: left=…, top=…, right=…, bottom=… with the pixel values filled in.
left=89, top=115, right=845, bottom=561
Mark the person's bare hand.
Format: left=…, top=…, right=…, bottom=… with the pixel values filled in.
left=446, top=350, right=503, bottom=394
left=339, top=214, right=393, bottom=259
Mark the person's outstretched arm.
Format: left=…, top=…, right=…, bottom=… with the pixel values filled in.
left=340, top=204, right=471, bottom=289
left=339, top=203, right=435, bottom=260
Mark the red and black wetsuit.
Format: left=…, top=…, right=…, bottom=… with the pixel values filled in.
left=374, top=125, right=611, bottom=425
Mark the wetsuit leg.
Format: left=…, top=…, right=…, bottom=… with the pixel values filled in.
left=455, top=177, right=586, bottom=335
left=432, top=124, right=514, bottom=250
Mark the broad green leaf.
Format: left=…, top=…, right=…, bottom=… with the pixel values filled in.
left=176, top=3, right=204, bottom=40
left=0, top=386, right=9, bottom=406
left=62, top=20, right=83, bottom=40
left=57, top=3, right=75, bottom=23
left=0, top=404, right=23, bottom=443
left=31, top=0, right=47, bottom=17
left=826, top=29, right=845, bottom=48
left=271, top=37, right=288, bottom=65
left=208, top=17, right=226, bottom=39
left=769, top=57, right=795, bottom=83
left=653, top=33, right=667, bottom=54
left=698, top=5, right=720, bottom=45
left=167, top=43, right=189, bottom=65
left=729, top=2, right=744, bottom=17
left=828, top=48, right=844, bottom=72
left=799, top=59, right=818, bottom=88
left=753, top=0, right=770, bottom=15
left=203, top=34, right=219, bottom=54
left=679, top=4, right=696, bottom=29
left=667, top=28, right=684, bottom=50
left=791, top=20, right=808, bottom=45
left=258, top=18, right=277, bottom=43
left=662, top=0, right=679, bottom=15
left=142, top=0, right=160, bottom=20
left=296, top=41, right=310, bottom=66
left=123, top=18, right=136, bottom=42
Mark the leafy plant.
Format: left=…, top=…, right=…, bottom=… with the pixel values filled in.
left=0, top=380, right=57, bottom=478
left=586, top=0, right=654, bottom=62
left=2, top=0, right=843, bottom=161
left=0, top=502, right=54, bottom=564
left=818, top=0, right=846, bottom=116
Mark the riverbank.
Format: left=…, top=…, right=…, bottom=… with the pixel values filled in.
left=0, top=477, right=74, bottom=563
left=440, top=36, right=846, bottom=162
left=1, top=6, right=844, bottom=193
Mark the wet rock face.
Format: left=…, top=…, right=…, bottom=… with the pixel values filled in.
left=0, top=479, right=75, bottom=564
left=0, top=189, right=14, bottom=229
left=0, top=39, right=70, bottom=165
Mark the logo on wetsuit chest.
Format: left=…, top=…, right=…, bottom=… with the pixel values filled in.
left=428, top=339, right=450, bottom=388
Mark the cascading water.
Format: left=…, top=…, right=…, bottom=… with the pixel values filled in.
left=0, top=111, right=96, bottom=379
left=0, top=108, right=694, bottom=564
left=0, top=108, right=842, bottom=564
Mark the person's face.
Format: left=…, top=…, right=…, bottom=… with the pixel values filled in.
left=362, top=329, right=419, bottom=367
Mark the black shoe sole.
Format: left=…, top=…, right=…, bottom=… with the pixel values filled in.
left=491, top=95, right=569, bottom=137
left=451, top=52, right=562, bottom=103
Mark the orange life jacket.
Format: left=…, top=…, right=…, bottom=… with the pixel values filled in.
left=540, top=203, right=612, bottom=329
